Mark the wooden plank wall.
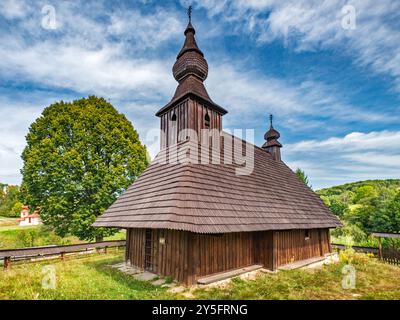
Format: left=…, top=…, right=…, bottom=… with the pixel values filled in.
left=274, top=229, right=331, bottom=267
left=159, top=98, right=222, bottom=149
left=126, top=228, right=190, bottom=283
left=125, top=228, right=145, bottom=269
left=253, top=231, right=274, bottom=269
left=126, top=228, right=332, bottom=284
left=193, top=232, right=254, bottom=278
left=152, top=229, right=189, bottom=283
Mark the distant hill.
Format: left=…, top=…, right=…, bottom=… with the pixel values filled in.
left=317, top=179, right=400, bottom=196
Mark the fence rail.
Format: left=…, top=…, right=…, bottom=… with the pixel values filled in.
left=1, top=241, right=398, bottom=269
left=331, top=243, right=400, bottom=266
left=331, top=243, right=379, bottom=254
left=382, top=248, right=400, bottom=265
left=0, top=240, right=126, bottom=269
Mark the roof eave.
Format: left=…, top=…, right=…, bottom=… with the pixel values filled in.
left=156, top=92, right=228, bottom=117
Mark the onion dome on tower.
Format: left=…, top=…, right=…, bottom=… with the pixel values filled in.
left=262, top=114, right=282, bottom=161
left=156, top=6, right=226, bottom=116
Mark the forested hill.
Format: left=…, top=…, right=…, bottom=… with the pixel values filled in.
left=316, top=179, right=400, bottom=245
left=317, top=179, right=400, bottom=197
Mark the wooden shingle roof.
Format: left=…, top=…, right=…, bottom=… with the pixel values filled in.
left=94, top=133, right=341, bottom=233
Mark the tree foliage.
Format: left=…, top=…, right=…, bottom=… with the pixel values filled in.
left=317, top=179, right=400, bottom=247
left=0, top=184, right=22, bottom=217
left=295, top=168, right=311, bottom=188
left=21, top=96, right=149, bottom=240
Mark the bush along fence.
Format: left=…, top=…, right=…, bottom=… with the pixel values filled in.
left=0, top=240, right=125, bottom=269
left=332, top=241, right=400, bottom=266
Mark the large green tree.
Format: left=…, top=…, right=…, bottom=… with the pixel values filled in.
left=21, top=96, right=149, bottom=241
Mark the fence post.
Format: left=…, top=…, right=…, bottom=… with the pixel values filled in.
left=104, top=246, right=108, bottom=254
left=60, top=252, right=65, bottom=261
left=4, top=257, right=11, bottom=269
left=377, top=237, right=382, bottom=260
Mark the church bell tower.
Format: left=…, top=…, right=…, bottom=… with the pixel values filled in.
left=156, top=7, right=227, bottom=149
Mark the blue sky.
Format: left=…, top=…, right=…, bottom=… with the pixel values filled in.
left=0, top=0, right=399, bottom=189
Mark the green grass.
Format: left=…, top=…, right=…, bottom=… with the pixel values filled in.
left=0, top=251, right=177, bottom=300
left=192, top=253, right=400, bottom=300
left=0, top=251, right=399, bottom=300
left=0, top=216, right=18, bottom=228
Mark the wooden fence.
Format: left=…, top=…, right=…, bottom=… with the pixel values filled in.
left=1, top=241, right=398, bottom=269
left=332, top=243, right=400, bottom=266
left=0, top=240, right=126, bottom=269
left=382, top=248, right=400, bottom=265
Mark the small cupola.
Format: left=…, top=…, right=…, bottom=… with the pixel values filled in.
left=262, top=114, right=282, bottom=161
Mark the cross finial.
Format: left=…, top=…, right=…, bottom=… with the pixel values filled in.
left=188, top=5, right=192, bottom=23
left=269, top=114, right=273, bottom=127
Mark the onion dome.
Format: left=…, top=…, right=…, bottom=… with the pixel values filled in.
left=172, top=20, right=208, bottom=82
left=156, top=6, right=227, bottom=116
left=262, top=114, right=282, bottom=149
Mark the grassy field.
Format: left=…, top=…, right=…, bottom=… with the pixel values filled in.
left=0, top=216, right=18, bottom=228
left=193, top=253, right=400, bottom=300
left=0, top=250, right=399, bottom=300
left=0, top=251, right=176, bottom=300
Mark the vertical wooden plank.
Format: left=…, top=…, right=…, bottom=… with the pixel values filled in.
left=4, top=257, right=11, bottom=269
left=272, top=231, right=278, bottom=269
left=378, top=237, right=382, bottom=260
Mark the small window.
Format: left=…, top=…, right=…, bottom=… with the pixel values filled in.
left=204, top=113, right=210, bottom=128
left=171, top=113, right=177, bottom=121
left=305, top=230, right=310, bottom=240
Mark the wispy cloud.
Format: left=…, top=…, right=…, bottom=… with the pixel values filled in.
left=287, top=131, right=400, bottom=152
left=285, top=130, right=400, bottom=188
left=192, top=0, right=400, bottom=92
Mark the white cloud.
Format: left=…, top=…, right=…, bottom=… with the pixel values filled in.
left=207, top=63, right=396, bottom=129
left=287, top=131, right=400, bottom=153
left=0, top=0, right=30, bottom=19
left=0, top=39, right=174, bottom=99
left=284, top=130, right=400, bottom=189
left=107, top=9, right=183, bottom=48
left=0, top=98, right=42, bottom=184
left=343, top=153, right=400, bottom=168
left=193, top=0, right=400, bottom=91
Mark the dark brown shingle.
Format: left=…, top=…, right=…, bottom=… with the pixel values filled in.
left=93, top=132, right=341, bottom=233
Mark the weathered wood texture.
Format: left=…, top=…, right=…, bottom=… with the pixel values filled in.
left=125, top=228, right=145, bottom=269
left=274, top=229, right=331, bottom=267
left=126, top=228, right=331, bottom=285
left=160, top=98, right=222, bottom=149
left=193, top=232, right=255, bottom=278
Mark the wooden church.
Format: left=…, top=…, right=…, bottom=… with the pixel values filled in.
left=94, top=10, right=341, bottom=285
